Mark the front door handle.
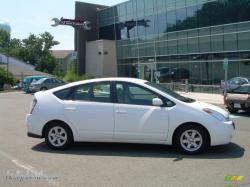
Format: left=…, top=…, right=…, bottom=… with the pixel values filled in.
left=65, top=107, right=76, bottom=112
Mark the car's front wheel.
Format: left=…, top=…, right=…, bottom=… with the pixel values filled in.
left=45, top=123, right=73, bottom=150
left=227, top=103, right=239, bottom=113
left=174, top=125, right=209, bottom=154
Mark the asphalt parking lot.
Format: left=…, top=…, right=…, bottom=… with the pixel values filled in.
left=0, top=92, right=250, bottom=187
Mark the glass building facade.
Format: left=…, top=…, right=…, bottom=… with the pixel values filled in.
left=97, top=0, right=250, bottom=91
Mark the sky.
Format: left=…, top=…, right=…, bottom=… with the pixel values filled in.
left=0, top=0, right=127, bottom=50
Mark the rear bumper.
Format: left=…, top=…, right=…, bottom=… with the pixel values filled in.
left=26, top=114, right=44, bottom=138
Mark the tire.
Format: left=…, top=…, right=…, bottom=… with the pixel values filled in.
left=227, top=104, right=238, bottom=114
left=44, top=122, right=73, bottom=150
left=174, top=124, right=209, bottom=155
left=40, top=87, right=47, bottom=91
left=241, top=105, right=250, bottom=112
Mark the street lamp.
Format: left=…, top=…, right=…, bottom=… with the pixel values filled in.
left=6, top=33, right=10, bottom=78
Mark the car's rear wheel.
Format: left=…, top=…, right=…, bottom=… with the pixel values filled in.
left=174, top=125, right=209, bottom=154
left=45, top=123, right=73, bottom=150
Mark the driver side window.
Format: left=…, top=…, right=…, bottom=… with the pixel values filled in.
left=116, top=83, right=159, bottom=106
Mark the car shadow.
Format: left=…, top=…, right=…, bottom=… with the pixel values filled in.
left=32, top=142, right=244, bottom=160
left=232, top=111, right=250, bottom=117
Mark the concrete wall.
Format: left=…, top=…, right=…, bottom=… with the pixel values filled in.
left=75, top=2, right=107, bottom=75
left=86, top=40, right=103, bottom=77
left=86, top=40, right=117, bottom=77
left=102, top=40, right=117, bottom=77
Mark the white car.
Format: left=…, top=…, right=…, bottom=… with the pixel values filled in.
left=26, top=78, right=235, bottom=154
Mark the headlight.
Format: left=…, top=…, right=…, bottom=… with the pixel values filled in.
left=203, top=108, right=228, bottom=122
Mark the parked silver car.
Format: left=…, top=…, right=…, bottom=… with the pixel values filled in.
left=29, top=77, right=65, bottom=92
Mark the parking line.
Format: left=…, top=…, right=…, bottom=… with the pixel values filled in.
left=0, top=149, right=59, bottom=185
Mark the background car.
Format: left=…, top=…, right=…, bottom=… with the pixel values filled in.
left=29, top=77, right=65, bottom=92
left=221, top=77, right=250, bottom=92
left=225, top=84, right=250, bottom=113
left=22, top=76, right=48, bottom=93
left=26, top=78, right=234, bottom=155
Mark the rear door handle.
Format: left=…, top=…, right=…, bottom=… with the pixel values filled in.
left=116, top=110, right=127, bottom=114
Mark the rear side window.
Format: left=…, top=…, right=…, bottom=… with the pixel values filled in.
left=72, top=84, right=92, bottom=101
left=92, top=82, right=111, bottom=103
left=54, top=88, right=72, bottom=100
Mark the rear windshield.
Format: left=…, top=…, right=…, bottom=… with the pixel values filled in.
left=146, top=82, right=195, bottom=103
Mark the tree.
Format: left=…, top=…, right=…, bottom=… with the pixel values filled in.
left=40, top=32, right=59, bottom=52
left=18, top=32, right=59, bottom=74
left=0, top=67, right=15, bottom=90
left=1, top=30, right=59, bottom=75
left=0, top=29, right=10, bottom=48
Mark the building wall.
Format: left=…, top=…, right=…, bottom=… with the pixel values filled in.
left=97, top=0, right=250, bottom=85
left=75, top=2, right=108, bottom=75
left=86, top=40, right=117, bottom=77
left=86, top=40, right=103, bottom=77
left=102, top=40, right=117, bottom=77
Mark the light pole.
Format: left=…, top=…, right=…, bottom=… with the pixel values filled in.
left=6, top=34, right=10, bottom=78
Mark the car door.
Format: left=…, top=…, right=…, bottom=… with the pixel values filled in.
left=114, top=82, right=170, bottom=142
left=52, top=78, right=62, bottom=88
left=44, top=78, right=53, bottom=89
left=63, top=82, right=114, bottom=139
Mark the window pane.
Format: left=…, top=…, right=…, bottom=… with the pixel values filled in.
left=116, top=83, right=158, bottom=106
left=176, top=7, right=187, bottom=31
left=238, top=31, right=250, bottom=51
left=93, top=82, right=111, bottom=103
left=54, top=88, right=72, bottom=100
left=199, top=36, right=211, bottom=53
left=224, top=33, right=237, bottom=51
left=145, top=15, right=155, bottom=36
left=186, top=5, right=198, bottom=29
left=156, top=12, right=167, bottom=34
left=73, top=84, right=91, bottom=101
left=167, top=10, right=176, bottom=32
left=188, top=30, right=199, bottom=53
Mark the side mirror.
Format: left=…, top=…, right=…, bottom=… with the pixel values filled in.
left=152, top=98, right=163, bottom=106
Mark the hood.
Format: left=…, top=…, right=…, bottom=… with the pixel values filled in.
left=188, top=101, right=229, bottom=119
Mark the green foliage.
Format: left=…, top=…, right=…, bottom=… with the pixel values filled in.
left=62, top=61, right=93, bottom=82
left=0, top=30, right=59, bottom=74
left=63, top=72, right=93, bottom=83
left=0, top=29, right=10, bottom=48
left=0, top=67, right=16, bottom=90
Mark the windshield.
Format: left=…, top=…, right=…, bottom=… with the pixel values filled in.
left=146, top=82, right=195, bottom=103
left=33, top=78, right=47, bottom=84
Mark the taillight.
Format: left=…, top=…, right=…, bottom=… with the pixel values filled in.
left=30, top=98, right=37, bottom=114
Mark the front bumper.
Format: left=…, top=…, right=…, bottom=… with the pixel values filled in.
left=210, top=120, right=235, bottom=146
left=27, top=132, right=43, bottom=138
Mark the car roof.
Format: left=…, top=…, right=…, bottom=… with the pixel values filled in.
left=24, top=76, right=47, bottom=79
left=240, top=84, right=250, bottom=86
left=230, top=77, right=249, bottom=80
left=46, top=77, right=147, bottom=93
